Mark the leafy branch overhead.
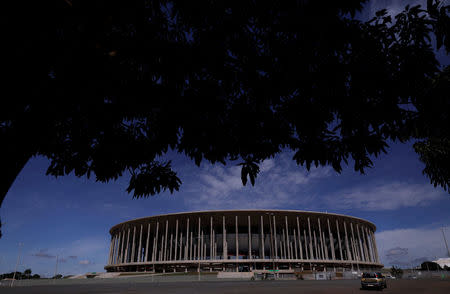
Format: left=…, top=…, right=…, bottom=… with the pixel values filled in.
left=0, top=0, right=449, bottom=213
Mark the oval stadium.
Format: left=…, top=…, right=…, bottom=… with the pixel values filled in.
left=105, top=210, right=382, bottom=274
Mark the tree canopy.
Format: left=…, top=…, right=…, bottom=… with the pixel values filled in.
left=420, top=261, right=443, bottom=271
left=0, top=0, right=449, bottom=238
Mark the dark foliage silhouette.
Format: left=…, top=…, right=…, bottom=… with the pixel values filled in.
left=0, top=0, right=449, bottom=238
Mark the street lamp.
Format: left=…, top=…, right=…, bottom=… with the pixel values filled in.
left=11, top=242, right=23, bottom=287
left=266, top=213, right=276, bottom=279
left=193, top=235, right=202, bottom=280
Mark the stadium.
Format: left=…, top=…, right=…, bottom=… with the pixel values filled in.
left=105, top=210, right=382, bottom=273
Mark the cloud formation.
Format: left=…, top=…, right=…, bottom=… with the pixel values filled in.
left=32, top=249, right=55, bottom=259
left=79, top=260, right=92, bottom=265
left=386, top=247, right=409, bottom=259
left=376, top=226, right=449, bottom=267
left=324, top=182, right=444, bottom=211
left=367, top=0, right=425, bottom=17
left=184, top=154, right=332, bottom=210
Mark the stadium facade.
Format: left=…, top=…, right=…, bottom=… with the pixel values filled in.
left=105, top=210, right=383, bottom=273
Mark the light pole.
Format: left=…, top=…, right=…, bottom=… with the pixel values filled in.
left=11, top=242, right=23, bottom=287
left=267, top=213, right=276, bottom=279
left=192, top=236, right=201, bottom=279
left=442, top=227, right=450, bottom=258
left=53, top=255, right=59, bottom=283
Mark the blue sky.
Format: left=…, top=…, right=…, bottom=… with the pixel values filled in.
left=1, top=0, right=449, bottom=277
left=1, top=141, right=449, bottom=276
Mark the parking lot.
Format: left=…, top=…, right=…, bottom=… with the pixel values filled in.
left=1, top=278, right=449, bottom=294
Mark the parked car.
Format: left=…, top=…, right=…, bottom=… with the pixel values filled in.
left=361, top=272, right=387, bottom=290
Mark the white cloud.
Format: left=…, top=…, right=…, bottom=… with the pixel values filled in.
left=260, top=159, right=275, bottom=173
left=324, top=182, right=444, bottom=211
left=184, top=154, right=332, bottom=210
left=376, top=226, right=450, bottom=267
left=79, top=260, right=92, bottom=265
left=368, top=0, right=425, bottom=17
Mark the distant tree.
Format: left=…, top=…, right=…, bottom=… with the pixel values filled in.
left=0, top=0, right=449, bottom=238
left=421, top=261, right=443, bottom=271
left=0, top=271, right=23, bottom=280
left=390, top=266, right=404, bottom=278
left=31, top=274, right=41, bottom=279
left=52, top=274, right=63, bottom=279
left=23, top=269, right=32, bottom=279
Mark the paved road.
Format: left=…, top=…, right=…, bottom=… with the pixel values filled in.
left=1, top=279, right=449, bottom=294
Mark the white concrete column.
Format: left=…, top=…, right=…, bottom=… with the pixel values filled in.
left=273, top=216, right=278, bottom=259
left=111, top=234, right=117, bottom=264
left=293, top=228, right=298, bottom=259
left=138, top=225, right=143, bottom=262
left=153, top=221, right=159, bottom=262
left=114, top=234, right=119, bottom=264
left=145, top=223, right=150, bottom=262
left=193, top=243, right=197, bottom=260
left=350, top=223, right=358, bottom=261
left=185, top=218, right=189, bottom=260
left=120, top=230, right=125, bottom=263
left=289, top=241, right=293, bottom=261
left=235, top=215, right=239, bottom=260
left=164, top=220, right=169, bottom=261
left=179, top=232, right=183, bottom=260
left=366, top=228, right=374, bottom=262
left=280, top=238, right=284, bottom=259
left=365, top=229, right=371, bottom=263
left=160, top=234, right=164, bottom=261
left=108, top=235, right=114, bottom=265
left=269, top=215, right=274, bottom=260
left=303, top=229, right=308, bottom=259
left=363, top=227, right=372, bottom=262
left=371, top=230, right=380, bottom=263
left=370, top=228, right=377, bottom=262
left=213, top=228, right=216, bottom=260
left=204, top=241, right=207, bottom=260
left=131, top=226, right=137, bottom=263
left=198, top=217, right=201, bottom=260
left=285, top=216, right=290, bottom=259
left=328, top=219, right=335, bottom=260
left=350, top=232, right=357, bottom=262
left=323, top=230, right=329, bottom=260
left=356, top=224, right=365, bottom=261
left=210, top=216, right=213, bottom=260
left=116, top=233, right=121, bottom=264
left=260, top=215, right=265, bottom=259
left=112, top=234, right=117, bottom=265
left=169, top=232, right=173, bottom=261
left=116, top=232, right=120, bottom=264
left=308, top=217, right=313, bottom=259
left=201, top=230, right=204, bottom=260
left=111, top=235, right=116, bottom=265
left=190, top=231, right=193, bottom=260
left=174, top=219, right=179, bottom=261
left=368, top=228, right=375, bottom=263
left=343, top=221, right=351, bottom=261
left=223, top=215, right=227, bottom=260
left=313, top=230, right=318, bottom=260
left=336, top=220, right=343, bottom=260
left=248, top=215, right=252, bottom=259
left=318, top=218, right=325, bottom=260
left=361, top=225, right=369, bottom=262
left=124, top=227, right=131, bottom=263
left=109, top=234, right=114, bottom=265
left=297, top=217, right=303, bottom=260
